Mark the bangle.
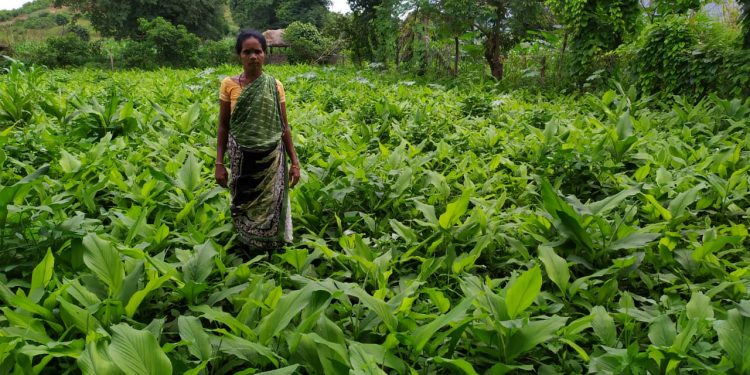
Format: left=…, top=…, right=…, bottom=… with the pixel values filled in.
left=290, top=164, right=300, bottom=169
left=216, top=162, right=224, bottom=166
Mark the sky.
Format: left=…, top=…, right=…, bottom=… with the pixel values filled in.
left=1, top=0, right=351, bottom=12
left=1, top=0, right=31, bottom=10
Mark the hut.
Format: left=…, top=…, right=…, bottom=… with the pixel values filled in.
left=262, top=29, right=290, bottom=64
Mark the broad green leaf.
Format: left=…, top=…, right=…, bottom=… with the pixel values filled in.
left=538, top=246, right=569, bottom=293
left=280, top=248, right=309, bottom=272
left=254, top=365, right=301, bottom=375
left=176, top=152, right=201, bottom=194
left=348, top=342, right=407, bottom=374
left=192, top=305, right=256, bottom=338
left=644, top=194, right=672, bottom=220
left=59, top=150, right=82, bottom=174
left=715, top=309, right=750, bottom=372
left=29, top=249, right=54, bottom=303
left=414, top=200, right=439, bottom=225
left=607, top=232, right=660, bottom=251
left=648, top=315, right=675, bottom=347
left=79, top=340, right=124, bottom=375
left=686, top=292, right=713, bottom=320
left=411, top=297, right=473, bottom=353
left=505, top=265, right=542, bottom=319
left=257, top=284, right=327, bottom=344
left=213, top=332, right=278, bottom=366
left=616, top=111, right=634, bottom=140
left=389, top=219, right=417, bottom=243
left=183, top=241, right=218, bottom=283
left=57, top=297, right=102, bottom=334
left=345, top=285, right=399, bottom=333
left=82, top=234, right=124, bottom=295
left=439, top=191, right=471, bottom=229
left=667, top=185, right=702, bottom=219
left=692, top=235, right=743, bottom=261
left=1, top=307, right=51, bottom=344
left=178, top=316, right=212, bottom=361
left=591, top=306, right=616, bottom=347
left=125, top=272, right=171, bottom=318
left=108, top=323, right=172, bottom=375
left=506, top=315, right=568, bottom=361
left=433, top=357, right=479, bottom=375
left=588, top=188, right=639, bottom=216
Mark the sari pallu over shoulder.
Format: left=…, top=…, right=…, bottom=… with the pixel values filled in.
left=227, top=73, right=292, bottom=250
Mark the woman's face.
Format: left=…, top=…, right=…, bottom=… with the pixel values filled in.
left=239, top=37, right=265, bottom=71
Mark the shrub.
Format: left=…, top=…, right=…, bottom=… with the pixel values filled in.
left=20, top=13, right=56, bottom=29
left=39, top=34, right=96, bottom=67
left=284, top=21, right=332, bottom=64
left=54, top=13, right=69, bottom=26
left=118, top=40, right=157, bottom=69
left=196, top=38, right=236, bottom=67
left=67, top=24, right=91, bottom=42
left=137, top=17, right=200, bottom=68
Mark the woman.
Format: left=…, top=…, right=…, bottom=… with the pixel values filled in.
left=216, top=29, right=301, bottom=252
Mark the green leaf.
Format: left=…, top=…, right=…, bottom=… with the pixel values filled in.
left=57, top=297, right=102, bottom=334
left=505, top=315, right=568, bottom=361
left=648, top=315, right=676, bottom=347
left=591, top=306, right=616, bottom=347
left=505, top=265, right=542, bottom=319
left=389, top=219, right=417, bottom=244
left=257, top=284, right=327, bottom=344
left=82, top=234, right=124, bottom=295
left=59, top=150, right=82, bottom=174
left=607, top=232, right=660, bottom=251
left=125, top=272, right=171, bottom=318
left=213, top=332, right=278, bottom=366
left=411, top=297, right=473, bottom=353
left=644, top=194, right=672, bottom=220
left=79, top=340, right=124, bottom=375
left=538, top=246, right=569, bottom=293
left=667, top=185, right=702, bottom=219
left=29, top=249, right=54, bottom=303
left=182, top=241, right=218, bottom=283
left=439, top=191, right=471, bottom=229
left=433, top=357, right=479, bottom=375
left=715, top=309, right=750, bottom=372
left=178, top=316, right=212, bottom=361
left=176, top=152, right=201, bottom=194
left=588, top=188, right=639, bottom=216
left=254, top=365, right=301, bottom=375
left=686, top=292, right=713, bottom=320
left=108, top=323, right=173, bottom=375
left=280, top=248, right=309, bottom=272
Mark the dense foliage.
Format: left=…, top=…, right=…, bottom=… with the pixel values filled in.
left=229, top=0, right=330, bottom=30
left=53, top=0, right=229, bottom=40
left=283, top=21, right=333, bottom=64
left=1, top=61, right=750, bottom=373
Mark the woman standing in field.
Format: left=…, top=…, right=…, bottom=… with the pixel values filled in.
left=215, top=29, right=301, bottom=252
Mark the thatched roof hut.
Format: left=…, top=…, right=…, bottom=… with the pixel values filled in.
left=263, top=29, right=289, bottom=48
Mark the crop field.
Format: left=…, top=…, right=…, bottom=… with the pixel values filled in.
left=1, top=61, right=750, bottom=374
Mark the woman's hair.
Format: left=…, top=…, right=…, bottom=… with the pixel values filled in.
left=235, top=29, right=268, bottom=54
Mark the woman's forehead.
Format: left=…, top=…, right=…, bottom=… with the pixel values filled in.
left=242, top=38, right=262, bottom=49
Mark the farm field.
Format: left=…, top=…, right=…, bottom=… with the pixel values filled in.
left=1, top=62, right=750, bottom=374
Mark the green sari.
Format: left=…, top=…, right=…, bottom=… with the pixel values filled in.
left=227, top=73, right=291, bottom=250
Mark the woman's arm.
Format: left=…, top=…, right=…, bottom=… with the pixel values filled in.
left=216, top=100, right=231, bottom=187
left=279, top=101, right=300, bottom=187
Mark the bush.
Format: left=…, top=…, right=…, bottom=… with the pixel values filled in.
left=196, top=38, right=236, bottom=67
left=39, top=34, right=97, bottom=67
left=118, top=40, right=157, bottom=69
left=67, top=24, right=90, bottom=42
left=54, top=13, right=69, bottom=26
left=137, top=17, right=200, bottom=68
left=634, top=14, right=748, bottom=99
left=284, top=21, right=332, bottom=64
left=20, top=13, right=56, bottom=29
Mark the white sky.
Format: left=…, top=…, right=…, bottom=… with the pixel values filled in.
left=0, top=0, right=31, bottom=10
left=1, top=0, right=350, bottom=13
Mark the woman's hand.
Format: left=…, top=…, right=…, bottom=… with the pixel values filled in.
left=289, top=163, right=300, bottom=187
left=216, top=163, right=228, bottom=187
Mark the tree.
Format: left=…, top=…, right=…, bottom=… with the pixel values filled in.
left=54, top=0, right=228, bottom=40
left=348, top=0, right=402, bottom=65
left=436, top=0, right=550, bottom=80
left=546, top=0, right=640, bottom=80
left=230, top=0, right=330, bottom=30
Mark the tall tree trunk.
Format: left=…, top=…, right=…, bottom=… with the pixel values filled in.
left=483, top=32, right=504, bottom=80
left=453, top=36, right=459, bottom=76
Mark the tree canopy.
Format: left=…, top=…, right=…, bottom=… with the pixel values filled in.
left=54, top=0, right=229, bottom=40
left=230, top=0, right=330, bottom=30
